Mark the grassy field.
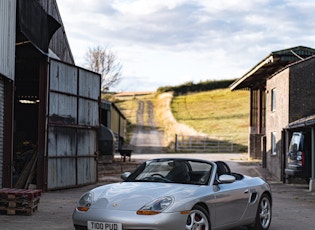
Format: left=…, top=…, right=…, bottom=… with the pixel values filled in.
left=171, top=89, right=249, bottom=150
left=114, top=88, right=250, bottom=151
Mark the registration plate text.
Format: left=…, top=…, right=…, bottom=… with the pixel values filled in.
left=87, top=221, right=122, bottom=230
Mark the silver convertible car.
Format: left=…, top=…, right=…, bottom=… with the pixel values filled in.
left=72, top=158, right=272, bottom=230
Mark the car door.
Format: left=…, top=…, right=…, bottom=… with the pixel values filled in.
left=213, top=180, right=250, bottom=227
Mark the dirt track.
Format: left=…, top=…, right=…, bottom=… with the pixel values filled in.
left=130, top=100, right=164, bottom=153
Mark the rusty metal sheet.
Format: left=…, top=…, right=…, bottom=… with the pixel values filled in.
left=47, top=59, right=100, bottom=190
left=77, top=158, right=96, bottom=185
left=49, top=60, right=77, bottom=94
left=47, top=158, right=76, bottom=189
left=77, top=130, right=97, bottom=156
left=47, top=127, right=77, bottom=157
left=79, top=69, right=100, bottom=99
left=49, top=92, right=77, bottom=125
left=78, top=98, right=99, bottom=126
left=0, top=0, right=16, bottom=80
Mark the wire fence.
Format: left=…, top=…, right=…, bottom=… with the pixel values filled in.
left=175, top=134, right=234, bottom=153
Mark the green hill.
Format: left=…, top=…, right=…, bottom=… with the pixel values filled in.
left=171, top=89, right=249, bottom=150
left=114, top=88, right=249, bottom=152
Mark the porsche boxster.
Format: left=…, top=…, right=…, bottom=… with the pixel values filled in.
left=72, top=158, right=272, bottom=230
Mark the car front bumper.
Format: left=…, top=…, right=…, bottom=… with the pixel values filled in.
left=72, top=208, right=188, bottom=230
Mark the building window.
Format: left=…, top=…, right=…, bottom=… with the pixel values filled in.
left=271, top=132, right=276, bottom=155
left=271, top=88, right=276, bottom=112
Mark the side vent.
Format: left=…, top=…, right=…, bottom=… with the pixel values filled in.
left=249, top=192, right=258, bottom=203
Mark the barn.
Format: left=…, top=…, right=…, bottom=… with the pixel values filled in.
left=0, top=0, right=103, bottom=190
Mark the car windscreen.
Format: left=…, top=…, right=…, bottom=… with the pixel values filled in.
left=126, top=159, right=212, bottom=185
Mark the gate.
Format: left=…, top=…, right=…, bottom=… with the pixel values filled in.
left=46, top=59, right=100, bottom=190
left=175, top=134, right=234, bottom=152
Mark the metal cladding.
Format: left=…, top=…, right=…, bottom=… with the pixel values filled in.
left=17, top=0, right=61, bottom=55
left=47, top=59, right=100, bottom=190
left=0, top=0, right=16, bottom=80
left=0, top=78, right=4, bottom=187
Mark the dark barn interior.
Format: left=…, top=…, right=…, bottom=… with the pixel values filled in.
left=13, top=28, right=42, bottom=188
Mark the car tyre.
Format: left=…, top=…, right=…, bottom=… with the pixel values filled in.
left=186, top=205, right=210, bottom=230
left=249, top=193, right=272, bottom=230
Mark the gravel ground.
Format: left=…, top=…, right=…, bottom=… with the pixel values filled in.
left=1, top=154, right=315, bottom=230
left=1, top=96, right=314, bottom=229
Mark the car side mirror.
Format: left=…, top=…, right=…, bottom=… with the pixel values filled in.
left=121, top=172, right=131, bottom=181
left=218, top=174, right=236, bottom=184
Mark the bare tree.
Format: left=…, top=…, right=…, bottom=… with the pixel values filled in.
left=85, top=46, right=122, bottom=91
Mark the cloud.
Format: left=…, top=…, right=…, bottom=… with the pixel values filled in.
left=56, top=0, right=315, bottom=92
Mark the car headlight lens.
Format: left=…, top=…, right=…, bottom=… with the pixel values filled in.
left=137, top=196, right=174, bottom=215
left=77, top=192, right=94, bottom=212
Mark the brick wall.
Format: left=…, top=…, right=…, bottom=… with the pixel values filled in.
left=289, top=58, right=315, bottom=122
left=265, top=56, right=315, bottom=180
left=266, top=68, right=290, bottom=179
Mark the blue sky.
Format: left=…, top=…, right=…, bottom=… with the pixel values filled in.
left=56, top=0, right=315, bottom=92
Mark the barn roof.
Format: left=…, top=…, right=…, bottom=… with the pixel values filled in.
left=230, top=46, right=315, bottom=91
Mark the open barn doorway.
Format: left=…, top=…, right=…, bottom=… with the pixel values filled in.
left=13, top=43, right=41, bottom=189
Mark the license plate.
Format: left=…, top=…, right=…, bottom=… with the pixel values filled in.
left=87, top=221, right=122, bottom=230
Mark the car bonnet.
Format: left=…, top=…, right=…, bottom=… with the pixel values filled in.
left=90, top=182, right=201, bottom=211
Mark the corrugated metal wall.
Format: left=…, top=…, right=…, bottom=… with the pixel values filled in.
left=0, top=77, right=4, bottom=188
left=120, top=116, right=126, bottom=138
left=47, top=59, right=100, bottom=190
left=110, top=106, right=120, bottom=150
left=110, top=107, right=120, bottom=134
left=0, top=0, right=16, bottom=188
left=0, top=0, right=16, bottom=80
left=109, top=104, right=127, bottom=150
left=37, top=0, right=74, bottom=64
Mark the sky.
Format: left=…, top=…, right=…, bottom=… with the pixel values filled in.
left=56, top=0, right=315, bottom=92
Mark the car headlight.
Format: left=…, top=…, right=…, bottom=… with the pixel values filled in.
left=137, top=196, right=174, bottom=215
left=76, top=192, right=94, bottom=212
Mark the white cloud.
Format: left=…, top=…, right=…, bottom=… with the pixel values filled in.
left=113, top=0, right=186, bottom=15
left=56, top=0, right=315, bottom=92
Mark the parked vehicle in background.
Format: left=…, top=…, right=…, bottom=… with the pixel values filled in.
left=285, top=132, right=311, bottom=183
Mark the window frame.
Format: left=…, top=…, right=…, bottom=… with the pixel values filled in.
left=271, top=132, right=277, bottom=155
left=271, top=88, right=276, bottom=112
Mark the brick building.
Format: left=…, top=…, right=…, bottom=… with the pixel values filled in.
left=231, top=46, right=315, bottom=183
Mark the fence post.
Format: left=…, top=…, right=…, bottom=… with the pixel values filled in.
left=175, top=134, right=178, bottom=152
left=217, top=139, right=220, bottom=152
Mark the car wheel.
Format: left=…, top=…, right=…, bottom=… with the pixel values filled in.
left=186, top=205, right=210, bottom=230
left=250, top=194, right=272, bottom=230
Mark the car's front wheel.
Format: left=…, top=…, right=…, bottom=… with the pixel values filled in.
left=250, top=193, right=272, bottom=230
left=186, top=205, right=210, bottom=230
